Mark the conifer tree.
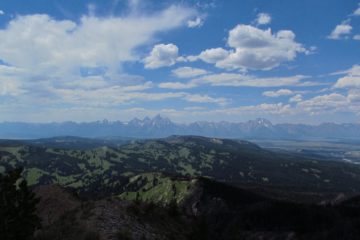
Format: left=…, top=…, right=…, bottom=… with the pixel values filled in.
left=0, top=168, right=40, bottom=240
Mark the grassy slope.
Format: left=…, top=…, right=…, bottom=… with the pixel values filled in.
left=1, top=136, right=360, bottom=199
left=119, top=172, right=197, bottom=205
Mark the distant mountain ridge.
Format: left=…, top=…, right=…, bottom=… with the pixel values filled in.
left=1, top=115, right=360, bottom=140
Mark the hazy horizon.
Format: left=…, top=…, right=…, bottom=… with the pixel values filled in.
left=0, top=114, right=360, bottom=125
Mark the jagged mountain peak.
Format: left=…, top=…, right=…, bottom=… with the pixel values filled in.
left=247, top=118, right=273, bottom=127
left=128, top=117, right=142, bottom=126
left=128, top=115, right=173, bottom=126
left=152, top=114, right=171, bottom=122
left=143, top=116, right=151, bottom=122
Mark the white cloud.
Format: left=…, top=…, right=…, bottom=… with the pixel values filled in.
left=297, top=93, right=349, bottom=113
left=187, top=17, right=204, bottom=28
left=0, top=5, right=198, bottom=111
left=277, top=91, right=360, bottom=116
left=335, top=76, right=360, bottom=88
left=328, top=23, right=352, bottom=39
left=354, top=3, right=360, bottom=16
left=188, top=48, right=229, bottom=63
left=53, top=86, right=187, bottom=107
left=0, top=78, right=25, bottom=96
left=61, top=76, right=110, bottom=90
left=0, top=65, right=27, bottom=96
left=289, top=94, right=303, bottom=103
left=184, top=94, right=228, bottom=105
left=354, top=35, right=360, bottom=40
left=348, top=89, right=360, bottom=102
left=334, top=65, right=360, bottom=88
left=143, top=43, right=180, bottom=69
left=0, top=10, right=4, bottom=15
left=46, top=84, right=226, bottom=107
left=0, top=8, right=193, bottom=74
left=193, top=73, right=310, bottom=87
left=161, top=73, right=316, bottom=89
left=0, top=64, right=25, bottom=75
left=0, top=6, right=194, bottom=86
left=172, top=67, right=208, bottom=78
left=255, top=13, right=271, bottom=25
left=193, top=25, right=306, bottom=70
left=214, top=103, right=293, bottom=115
left=327, top=4, right=360, bottom=41
left=158, top=82, right=196, bottom=89
left=263, top=89, right=294, bottom=97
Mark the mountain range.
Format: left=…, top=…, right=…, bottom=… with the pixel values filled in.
left=1, top=115, right=360, bottom=140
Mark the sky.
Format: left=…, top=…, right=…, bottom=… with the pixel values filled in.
left=0, top=0, right=359, bottom=124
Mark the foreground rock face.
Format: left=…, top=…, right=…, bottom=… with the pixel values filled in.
left=34, top=185, right=194, bottom=240
left=33, top=177, right=360, bottom=240
left=34, top=185, right=81, bottom=227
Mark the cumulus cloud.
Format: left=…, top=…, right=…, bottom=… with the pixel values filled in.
left=187, top=17, right=204, bottom=28
left=143, top=43, right=180, bottom=69
left=354, top=35, right=360, bottom=40
left=0, top=4, right=198, bottom=112
left=172, top=67, right=208, bottom=78
left=191, top=25, right=306, bottom=70
left=328, top=23, right=352, bottom=39
left=255, top=13, right=271, bottom=25
left=334, top=65, right=360, bottom=88
left=0, top=78, right=24, bottom=96
left=335, top=76, right=360, bottom=88
left=188, top=48, right=229, bottom=63
left=297, top=93, right=349, bottom=113
left=289, top=94, right=303, bottom=103
left=0, top=7, right=194, bottom=76
left=0, top=64, right=25, bottom=76
left=0, top=65, right=27, bottom=96
left=348, top=89, right=360, bottom=102
left=218, top=25, right=306, bottom=70
left=0, top=5, right=194, bottom=89
left=262, top=89, right=294, bottom=97
left=327, top=4, right=360, bottom=41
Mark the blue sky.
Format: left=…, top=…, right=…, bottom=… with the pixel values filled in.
left=0, top=0, right=359, bottom=124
